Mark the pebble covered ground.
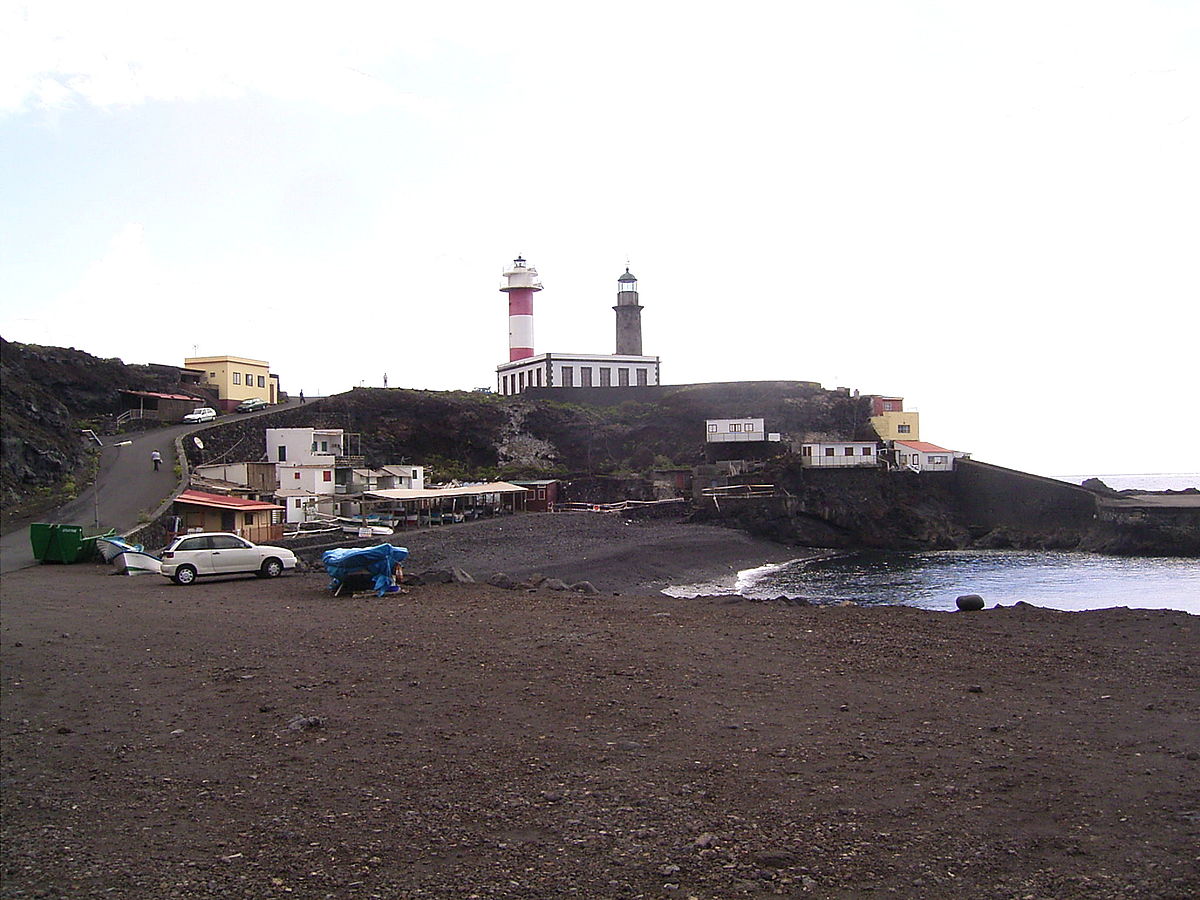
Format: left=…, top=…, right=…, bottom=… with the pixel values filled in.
left=2, top=515, right=1198, bottom=899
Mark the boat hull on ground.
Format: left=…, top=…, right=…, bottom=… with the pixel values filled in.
left=340, top=524, right=395, bottom=537
left=112, top=550, right=161, bottom=575
left=97, top=537, right=142, bottom=562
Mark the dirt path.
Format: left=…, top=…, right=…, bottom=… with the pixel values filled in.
left=2, top=549, right=1197, bottom=899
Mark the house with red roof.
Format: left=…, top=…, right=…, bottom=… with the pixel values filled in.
left=171, top=490, right=285, bottom=544
left=894, top=441, right=968, bottom=473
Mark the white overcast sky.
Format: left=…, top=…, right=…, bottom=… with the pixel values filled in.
left=1, top=1, right=1197, bottom=478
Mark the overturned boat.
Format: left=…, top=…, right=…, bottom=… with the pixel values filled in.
left=111, top=548, right=162, bottom=576
left=96, top=535, right=142, bottom=562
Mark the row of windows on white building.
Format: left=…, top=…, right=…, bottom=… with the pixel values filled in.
left=501, top=365, right=651, bottom=395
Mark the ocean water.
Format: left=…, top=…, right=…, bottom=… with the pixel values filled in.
left=666, top=472, right=1199, bottom=614
left=1051, top=472, right=1199, bottom=492
left=665, top=550, right=1199, bottom=614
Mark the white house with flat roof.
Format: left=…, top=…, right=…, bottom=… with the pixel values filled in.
left=800, top=441, right=879, bottom=467
left=706, top=418, right=769, bottom=443
left=266, top=427, right=348, bottom=465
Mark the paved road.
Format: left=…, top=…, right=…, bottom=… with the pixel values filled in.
left=0, top=401, right=303, bottom=574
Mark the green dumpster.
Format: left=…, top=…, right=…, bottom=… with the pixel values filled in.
left=31, top=523, right=94, bottom=564
left=29, top=523, right=54, bottom=561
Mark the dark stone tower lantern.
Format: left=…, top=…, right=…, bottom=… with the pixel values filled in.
left=614, top=267, right=643, bottom=356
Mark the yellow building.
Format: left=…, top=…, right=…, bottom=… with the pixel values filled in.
left=870, top=410, right=920, bottom=441
left=184, top=355, right=275, bottom=408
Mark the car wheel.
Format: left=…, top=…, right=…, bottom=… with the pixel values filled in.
left=260, top=558, right=284, bottom=578
left=173, top=565, right=197, bottom=586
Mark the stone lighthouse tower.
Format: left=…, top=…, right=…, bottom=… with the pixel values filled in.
left=500, top=256, right=543, bottom=361
left=613, top=267, right=643, bottom=356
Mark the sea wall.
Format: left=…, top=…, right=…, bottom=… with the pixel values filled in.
left=691, top=465, right=970, bottom=550
left=949, top=459, right=1098, bottom=548
left=1090, top=500, right=1200, bottom=556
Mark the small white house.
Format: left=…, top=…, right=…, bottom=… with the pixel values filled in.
left=706, top=418, right=769, bottom=443
left=381, top=465, right=425, bottom=491
left=800, top=441, right=879, bottom=468
left=894, top=440, right=967, bottom=472
left=266, top=427, right=347, bottom=465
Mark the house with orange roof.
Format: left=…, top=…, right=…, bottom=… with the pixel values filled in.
left=894, top=440, right=969, bottom=473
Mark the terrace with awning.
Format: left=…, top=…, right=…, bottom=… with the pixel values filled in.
left=361, top=482, right=530, bottom=527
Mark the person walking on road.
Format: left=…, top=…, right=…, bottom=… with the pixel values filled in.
left=151, top=449, right=162, bottom=472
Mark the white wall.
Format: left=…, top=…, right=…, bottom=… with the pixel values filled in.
left=266, top=428, right=345, bottom=465
left=383, top=465, right=425, bottom=490
left=498, top=354, right=659, bottom=394
left=276, top=463, right=337, bottom=494
left=278, top=492, right=337, bottom=524
left=896, top=445, right=965, bottom=472
left=706, top=419, right=766, bottom=443
left=194, top=462, right=249, bottom=484
left=800, top=442, right=878, bottom=467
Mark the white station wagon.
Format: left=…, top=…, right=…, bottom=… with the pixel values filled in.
left=159, top=532, right=297, bottom=585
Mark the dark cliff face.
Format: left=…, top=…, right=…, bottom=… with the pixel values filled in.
left=692, top=462, right=972, bottom=550
left=182, top=389, right=513, bottom=477
left=691, top=458, right=1198, bottom=556
left=183, top=384, right=874, bottom=482
left=1, top=338, right=194, bottom=510
left=696, top=457, right=1101, bottom=552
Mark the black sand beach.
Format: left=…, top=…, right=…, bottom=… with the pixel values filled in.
left=2, top=513, right=1197, bottom=898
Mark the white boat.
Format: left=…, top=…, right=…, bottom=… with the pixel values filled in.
left=96, top=536, right=142, bottom=562
left=336, top=515, right=395, bottom=536
left=340, top=522, right=395, bottom=537
left=282, top=521, right=342, bottom=538
left=111, top=549, right=161, bottom=575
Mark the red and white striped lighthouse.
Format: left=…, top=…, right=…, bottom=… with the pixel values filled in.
left=500, top=256, right=542, bottom=361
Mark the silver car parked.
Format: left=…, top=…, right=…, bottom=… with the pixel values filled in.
left=159, top=532, right=297, bottom=585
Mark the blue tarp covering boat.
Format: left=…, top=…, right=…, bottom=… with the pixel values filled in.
left=321, top=544, right=409, bottom=596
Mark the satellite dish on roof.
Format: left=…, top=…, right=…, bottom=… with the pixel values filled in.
left=193, top=437, right=205, bottom=449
